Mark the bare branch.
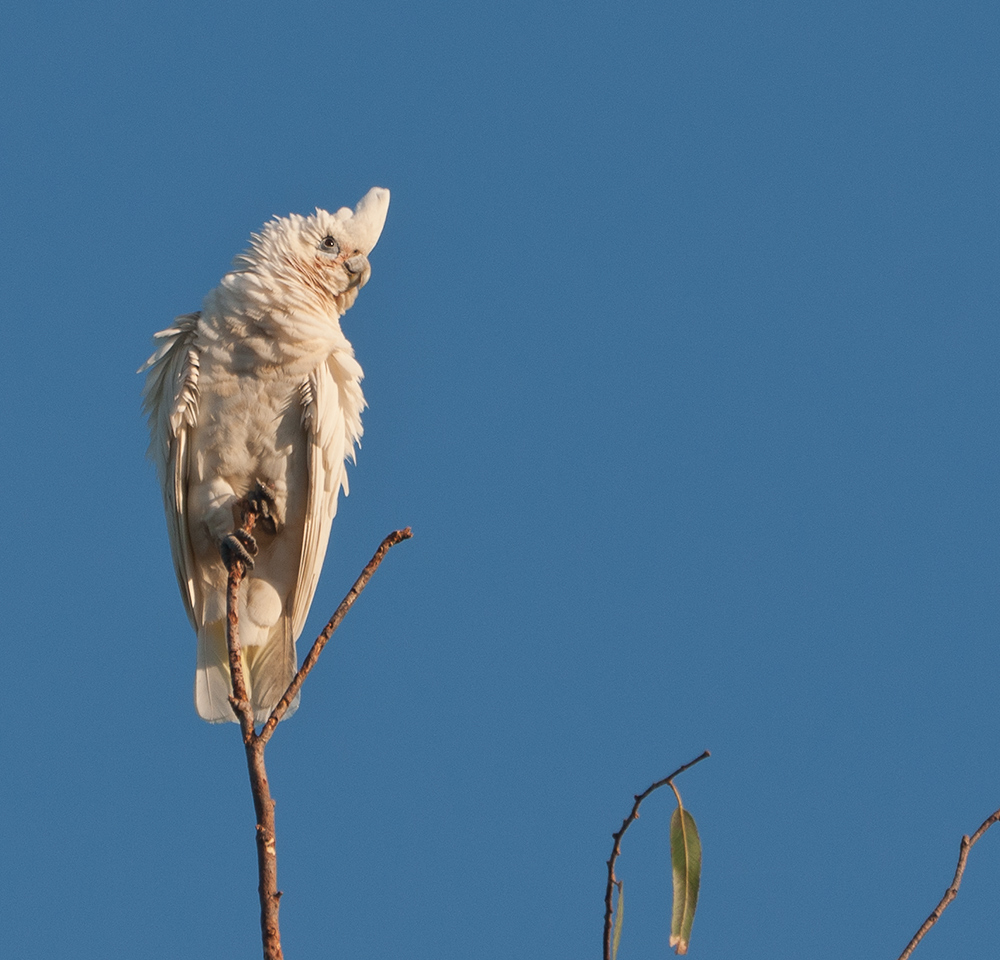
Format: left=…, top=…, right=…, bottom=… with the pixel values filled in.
left=258, top=527, right=413, bottom=743
left=223, top=501, right=283, bottom=958
left=897, top=807, right=1000, bottom=960
left=222, top=516, right=412, bottom=960
left=603, top=751, right=711, bottom=960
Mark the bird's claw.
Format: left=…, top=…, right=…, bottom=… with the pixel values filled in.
left=248, top=479, right=283, bottom=535
left=221, top=530, right=258, bottom=571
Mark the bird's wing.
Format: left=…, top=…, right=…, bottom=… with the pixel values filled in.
left=292, top=353, right=365, bottom=638
left=140, top=313, right=201, bottom=629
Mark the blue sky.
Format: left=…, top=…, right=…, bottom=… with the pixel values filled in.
left=3, top=2, right=999, bottom=957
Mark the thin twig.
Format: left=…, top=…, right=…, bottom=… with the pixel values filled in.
left=223, top=514, right=412, bottom=960
left=258, top=527, right=413, bottom=744
left=897, top=807, right=1000, bottom=960
left=603, top=751, right=711, bottom=960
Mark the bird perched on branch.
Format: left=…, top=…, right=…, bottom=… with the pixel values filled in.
left=141, top=187, right=390, bottom=723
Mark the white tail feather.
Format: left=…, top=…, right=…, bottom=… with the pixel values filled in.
left=195, top=618, right=300, bottom=724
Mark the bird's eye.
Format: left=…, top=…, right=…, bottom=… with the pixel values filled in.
left=320, top=235, right=340, bottom=254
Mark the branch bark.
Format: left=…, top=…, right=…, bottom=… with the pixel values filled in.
left=224, top=511, right=412, bottom=960
left=897, top=806, right=1000, bottom=960
left=603, top=751, right=710, bottom=960
left=258, top=526, right=413, bottom=744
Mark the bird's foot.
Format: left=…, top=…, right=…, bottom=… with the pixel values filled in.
left=221, top=529, right=258, bottom=571
left=248, top=479, right=284, bottom=536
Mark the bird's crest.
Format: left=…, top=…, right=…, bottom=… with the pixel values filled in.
left=235, top=187, right=389, bottom=271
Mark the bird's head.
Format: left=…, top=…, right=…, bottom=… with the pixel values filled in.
left=229, top=187, right=390, bottom=317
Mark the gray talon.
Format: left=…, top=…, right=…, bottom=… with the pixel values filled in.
left=249, top=479, right=283, bottom=535
left=221, top=530, right=258, bottom=570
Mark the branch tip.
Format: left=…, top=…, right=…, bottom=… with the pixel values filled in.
left=603, top=752, right=710, bottom=960
left=257, top=525, right=412, bottom=742
left=896, top=806, right=1000, bottom=960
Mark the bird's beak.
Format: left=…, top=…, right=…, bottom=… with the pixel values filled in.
left=335, top=187, right=390, bottom=257
left=344, top=254, right=371, bottom=289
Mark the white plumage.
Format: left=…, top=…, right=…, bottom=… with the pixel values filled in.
left=141, top=187, right=390, bottom=723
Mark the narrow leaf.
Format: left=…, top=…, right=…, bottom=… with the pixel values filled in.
left=611, top=881, right=624, bottom=960
left=669, top=807, right=702, bottom=955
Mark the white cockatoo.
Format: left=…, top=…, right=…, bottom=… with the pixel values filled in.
left=141, top=187, right=390, bottom=723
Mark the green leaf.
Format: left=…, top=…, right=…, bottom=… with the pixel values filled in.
left=611, top=881, right=624, bottom=960
left=669, top=806, right=702, bottom=955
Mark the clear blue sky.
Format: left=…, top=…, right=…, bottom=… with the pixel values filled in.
left=3, top=2, right=999, bottom=958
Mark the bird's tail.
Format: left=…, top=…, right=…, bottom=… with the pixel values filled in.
left=246, top=616, right=299, bottom=723
left=195, top=618, right=300, bottom=724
